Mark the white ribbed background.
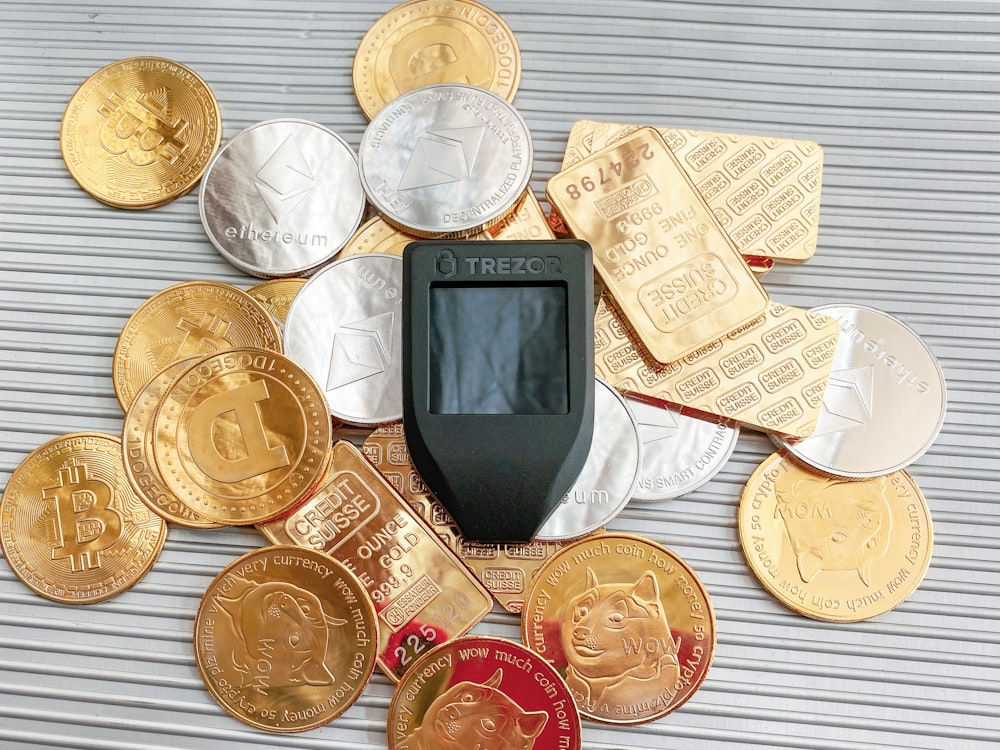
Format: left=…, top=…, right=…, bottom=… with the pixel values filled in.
left=1, top=2, right=997, bottom=748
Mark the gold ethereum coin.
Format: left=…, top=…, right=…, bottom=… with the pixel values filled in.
left=153, top=349, right=331, bottom=525
left=194, top=545, right=378, bottom=732
left=60, top=56, right=221, bottom=208
left=738, top=453, right=933, bottom=622
left=522, top=533, right=715, bottom=725
left=122, top=357, right=221, bottom=528
left=0, top=432, right=167, bottom=604
left=112, top=280, right=282, bottom=411
left=353, top=0, right=521, bottom=120
left=247, top=277, right=308, bottom=327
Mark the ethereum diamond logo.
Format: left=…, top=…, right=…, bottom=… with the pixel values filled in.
left=327, top=312, right=395, bottom=390
left=254, top=135, right=314, bottom=223
left=809, top=365, right=874, bottom=438
left=397, top=126, right=485, bottom=191
left=638, top=408, right=681, bottom=446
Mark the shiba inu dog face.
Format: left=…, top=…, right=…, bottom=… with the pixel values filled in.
left=217, top=580, right=346, bottom=694
left=562, top=569, right=678, bottom=684
left=776, top=478, right=891, bottom=586
left=412, top=668, right=547, bottom=750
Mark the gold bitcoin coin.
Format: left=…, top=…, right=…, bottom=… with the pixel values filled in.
left=247, top=277, right=308, bottom=327
left=738, top=452, right=933, bottom=622
left=354, top=0, right=521, bottom=120
left=113, top=280, right=282, bottom=411
left=60, top=56, right=221, bottom=208
left=0, top=432, right=167, bottom=604
left=122, top=357, right=221, bottom=528
left=194, top=545, right=378, bottom=732
left=522, top=533, right=716, bottom=725
left=153, top=349, right=331, bottom=525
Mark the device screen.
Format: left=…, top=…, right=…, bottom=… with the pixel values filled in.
left=429, top=283, right=569, bottom=415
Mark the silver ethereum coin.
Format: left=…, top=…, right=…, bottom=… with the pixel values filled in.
left=284, top=254, right=403, bottom=425
left=199, top=119, right=365, bottom=277
left=628, top=398, right=739, bottom=502
left=534, top=378, right=642, bottom=541
left=358, top=84, right=533, bottom=237
left=773, top=304, right=947, bottom=478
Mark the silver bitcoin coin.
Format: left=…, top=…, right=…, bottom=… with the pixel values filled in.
left=534, top=378, right=641, bottom=541
left=199, top=119, right=365, bottom=277
left=284, top=254, right=403, bottom=425
left=628, top=398, right=739, bottom=502
left=773, top=304, right=947, bottom=478
left=358, top=84, right=532, bottom=237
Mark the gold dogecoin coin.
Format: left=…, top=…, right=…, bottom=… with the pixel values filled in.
left=246, top=278, right=308, bottom=327
left=113, top=280, right=282, bottom=411
left=122, top=357, right=221, bottom=528
left=354, top=0, right=521, bottom=120
left=60, top=56, right=221, bottom=208
left=153, top=349, right=331, bottom=525
left=738, top=452, right=933, bottom=622
left=194, top=545, right=378, bottom=732
left=0, top=432, right=167, bottom=604
left=521, top=533, right=715, bottom=725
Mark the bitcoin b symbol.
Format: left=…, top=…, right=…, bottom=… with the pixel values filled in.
left=42, top=458, right=122, bottom=572
left=98, top=88, right=189, bottom=167
left=167, top=311, right=233, bottom=363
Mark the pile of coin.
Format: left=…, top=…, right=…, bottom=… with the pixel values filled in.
left=0, top=0, right=949, bottom=745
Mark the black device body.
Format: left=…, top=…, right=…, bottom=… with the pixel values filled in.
left=402, top=239, right=595, bottom=542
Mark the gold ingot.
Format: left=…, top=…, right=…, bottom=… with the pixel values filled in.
left=738, top=452, right=933, bottom=622
left=153, top=349, right=331, bottom=525
left=60, top=57, right=221, bottom=208
left=338, top=216, right=421, bottom=260
left=362, top=423, right=569, bottom=614
left=122, top=357, right=221, bottom=528
left=561, top=120, right=823, bottom=263
left=487, top=189, right=556, bottom=241
left=258, top=440, right=493, bottom=682
left=113, top=280, right=282, bottom=411
left=0, top=432, right=167, bottom=604
left=338, top=216, right=491, bottom=261
left=194, top=545, right=378, bottom=732
left=353, top=0, right=521, bottom=120
left=595, top=295, right=840, bottom=438
left=247, top=277, right=307, bottom=327
left=548, top=128, right=770, bottom=364
left=521, top=532, right=715, bottom=724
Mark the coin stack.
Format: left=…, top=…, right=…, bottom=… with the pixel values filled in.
left=0, top=0, right=950, bottom=746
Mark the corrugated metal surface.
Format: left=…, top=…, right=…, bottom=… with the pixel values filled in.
left=1, top=1, right=997, bottom=748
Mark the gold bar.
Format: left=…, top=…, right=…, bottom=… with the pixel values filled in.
left=548, top=127, right=770, bottom=364
left=561, top=120, right=823, bottom=263
left=258, top=440, right=492, bottom=682
left=487, top=189, right=556, bottom=241
left=362, top=423, right=569, bottom=614
left=594, top=294, right=840, bottom=438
